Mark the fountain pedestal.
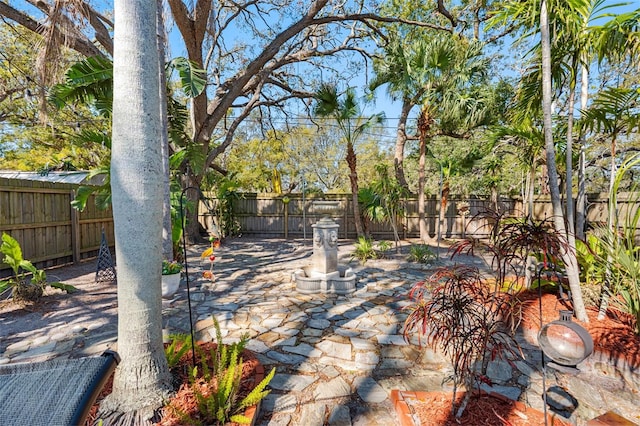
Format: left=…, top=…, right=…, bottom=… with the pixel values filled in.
left=293, top=201, right=356, bottom=294
left=311, top=218, right=339, bottom=275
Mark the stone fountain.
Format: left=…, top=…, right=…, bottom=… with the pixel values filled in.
left=293, top=200, right=356, bottom=294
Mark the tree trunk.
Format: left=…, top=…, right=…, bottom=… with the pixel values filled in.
left=418, top=137, right=427, bottom=242
left=346, top=141, right=365, bottom=238
left=158, top=1, right=173, bottom=261
left=575, top=64, right=589, bottom=240
left=565, top=84, right=576, bottom=236
left=99, top=0, right=172, bottom=420
left=439, top=178, right=450, bottom=240
left=394, top=98, right=412, bottom=191
left=540, top=0, right=588, bottom=322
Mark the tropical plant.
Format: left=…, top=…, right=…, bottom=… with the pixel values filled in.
left=214, top=177, right=242, bottom=238
left=407, top=244, right=436, bottom=264
left=451, top=210, right=571, bottom=291
left=164, top=333, right=194, bottom=369
left=403, top=265, right=523, bottom=419
left=0, top=233, right=76, bottom=301
left=162, top=260, right=182, bottom=275
left=313, top=83, right=384, bottom=239
left=364, top=164, right=408, bottom=252
left=590, top=154, right=640, bottom=333
left=167, top=317, right=275, bottom=425
left=351, top=236, right=377, bottom=265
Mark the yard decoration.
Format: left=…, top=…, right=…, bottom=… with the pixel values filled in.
left=201, top=236, right=220, bottom=281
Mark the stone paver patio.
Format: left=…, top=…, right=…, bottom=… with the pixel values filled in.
left=1, top=238, right=638, bottom=425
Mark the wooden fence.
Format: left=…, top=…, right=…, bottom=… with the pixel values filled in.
left=2, top=176, right=635, bottom=274
left=199, top=193, right=519, bottom=240
left=0, top=177, right=114, bottom=275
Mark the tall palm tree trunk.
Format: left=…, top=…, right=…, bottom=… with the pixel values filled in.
left=394, top=99, right=412, bottom=191
left=540, top=0, right=588, bottom=322
left=158, top=0, right=173, bottom=261
left=346, top=141, right=365, bottom=238
left=99, top=0, right=172, bottom=421
left=575, top=63, right=589, bottom=240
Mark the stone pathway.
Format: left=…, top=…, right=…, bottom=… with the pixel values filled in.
left=1, top=238, right=636, bottom=425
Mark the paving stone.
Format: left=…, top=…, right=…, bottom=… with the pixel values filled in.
left=258, top=331, right=283, bottom=345
left=283, top=343, right=322, bottom=358
left=321, top=365, right=341, bottom=379
left=269, top=373, right=317, bottom=392
left=375, top=334, right=407, bottom=345
left=335, top=328, right=359, bottom=337
left=260, top=413, right=292, bottom=426
left=486, top=359, right=513, bottom=384
left=350, top=337, right=375, bottom=350
left=265, top=351, right=305, bottom=365
left=354, top=377, right=388, bottom=403
left=328, top=405, right=352, bottom=426
left=31, top=335, right=50, bottom=346
left=272, top=326, right=300, bottom=336
left=308, top=318, right=331, bottom=329
left=302, top=328, right=323, bottom=337
left=274, top=337, right=298, bottom=347
left=298, top=402, right=327, bottom=425
left=317, top=340, right=351, bottom=360
left=262, top=393, right=298, bottom=413
left=5, top=340, right=32, bottom=355
left=378, top=358, right=413, bottom=369
left=314, top=377, right=352, bottom=400
left=263, top=317, right=284, bottom=328
left=480, top=383, right=521, bottom=401
left=355, top=351, right=379, bottom=367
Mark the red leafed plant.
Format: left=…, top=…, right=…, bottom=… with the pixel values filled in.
left=403, top=264, right=523, bottom=419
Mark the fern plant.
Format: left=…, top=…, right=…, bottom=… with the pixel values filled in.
left=164, top=333, right=193, bottom=369
left=167, top=317, right=275, bottom=425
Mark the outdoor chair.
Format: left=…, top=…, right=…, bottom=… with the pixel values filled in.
left=0, top=350, right=119, bottom=426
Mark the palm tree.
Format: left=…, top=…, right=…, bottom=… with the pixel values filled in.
left=313, top=84, right=384, bottom=238
left=98, top=0, right=172, bottom=421
left=412, top=34, right=493, bottom=242
left=370, top=38, right=427, bottom=191
left=540, top=0, right=589, bottom=322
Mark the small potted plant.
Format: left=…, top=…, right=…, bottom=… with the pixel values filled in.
left=161, top=260, right=182, bottom=298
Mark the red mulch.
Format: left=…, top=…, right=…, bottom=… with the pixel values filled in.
left=85, top=342, right=262, bottom=426
left=405, top=391, right=570, bottom=426
left=518, top=290, right=640, bottom=368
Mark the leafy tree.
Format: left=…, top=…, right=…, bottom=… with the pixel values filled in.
left=313, top=84, right=384, bottom=238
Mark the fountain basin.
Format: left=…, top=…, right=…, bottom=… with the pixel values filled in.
left=294, top=265, right=356, bottom=294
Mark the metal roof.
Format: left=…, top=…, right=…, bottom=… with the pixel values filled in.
left=0, top=170, right=106, bottom=185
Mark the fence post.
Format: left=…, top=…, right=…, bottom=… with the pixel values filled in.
left=70, top=190, right=80, bottom=264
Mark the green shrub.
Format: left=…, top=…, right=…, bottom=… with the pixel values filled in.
left=407, top=244, right=436, bottom=264
left=351, top=236, right=378, bottom=264
left=375, top=240, right=392, bottom=258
